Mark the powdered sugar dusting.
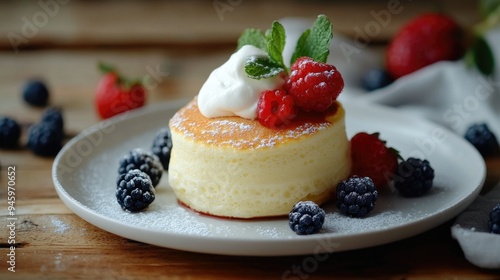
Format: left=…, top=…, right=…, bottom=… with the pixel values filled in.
left=323, top=210, right=411, bottom=234
left=170, top=102, right=197, bottom=138
left=169, top=98, right=334, bottom=149
left=202, top=120, right=253, bottom=137
left=51, top=216, right=70, bottom=234
left=52, top=96, right=475, bottom=254
left=69, top=145, right=418, bottom=239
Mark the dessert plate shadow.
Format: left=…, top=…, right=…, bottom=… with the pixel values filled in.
left=53, top=98, right=485, bottom=256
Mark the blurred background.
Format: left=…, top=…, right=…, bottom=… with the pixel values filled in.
left=3, top=2, right=500, bottom=276
left=0, top=0, right=482, bottom=133
left=0, top=0, right=481, bottom=49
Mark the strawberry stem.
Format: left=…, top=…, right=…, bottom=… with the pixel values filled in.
left=98, top=62, right=144, bottom=89
left=123, top=78, right=142, bottom=89
left=389, top=147, right=404, bottom=161
left=475, top=3, right=500, bottom=35
left=98, top=62, right=117, bottom=74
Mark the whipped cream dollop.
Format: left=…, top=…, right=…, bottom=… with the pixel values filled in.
left=197, top=45, right=285, bottom=120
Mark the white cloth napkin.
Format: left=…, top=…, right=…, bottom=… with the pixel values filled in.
left=280, top=18, right=500, bottom=269
left=451, top=186, right=500, bottom=269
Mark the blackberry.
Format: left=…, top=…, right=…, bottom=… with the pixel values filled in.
left=118, top=148, right=163, bottom=187
left=289, top=201, right=325, bottom=235
left=27, top=121, right=63, bottom=156
left=22, top=80, right=49, bottom=107
left=464, top=123, right=500, bottom=157
left=0, top=117, right=21, bottom=148
left=116, top=169, right=155, bottom=212
left=41, top=107, right=64, bottom=130
left=488, top=203, right=500, bottom=234
left=151, top=128, right=173, bottom=170
left=394, top=158, right=434, bottom=197
left=361, top=68, right=393, bottom=91
left=336, top=176, right=378, bottom=218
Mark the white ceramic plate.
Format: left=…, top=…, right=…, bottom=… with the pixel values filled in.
left=53, top=99, right=486, bottom=256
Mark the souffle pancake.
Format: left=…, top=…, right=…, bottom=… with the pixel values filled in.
left=168, top=98, right=350, bottom=218
left=167, top=15, right=351, bottom=218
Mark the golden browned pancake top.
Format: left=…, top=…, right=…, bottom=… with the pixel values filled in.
left=169, top=97, right=345, bottom=150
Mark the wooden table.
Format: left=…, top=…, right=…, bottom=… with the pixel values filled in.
left=1, top=1, right=500, bottom=279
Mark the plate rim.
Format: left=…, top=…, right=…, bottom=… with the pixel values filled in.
left=52, top=98, right=486, bottom=256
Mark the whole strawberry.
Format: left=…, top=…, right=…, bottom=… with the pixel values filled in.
left=350, top=132, right=399, bottom=189
left=386, top=13, right=463, bottom=79
left=285, top=57, right=344, bottom=113
left=95, top=63, right=146, bottom=119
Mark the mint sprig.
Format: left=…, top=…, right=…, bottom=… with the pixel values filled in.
left=244, top=57, right=285, bottom=80
left=237, top=14, right=334, bottom=80
left=291, top=15, right=333, bottom=64
left=265, top=21, right=287, bottom=68
left=242, top=21, right=287, bottom=80
left=237, top=28, right=267, bottom=51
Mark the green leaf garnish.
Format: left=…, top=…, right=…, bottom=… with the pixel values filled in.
left=290, top=29, right=311, bottom=66
left=242, top=21, right=287, bottom=79
left=291, top=15, right=333, bottom=64
left=237, top=28, right=267, bottom=51
left=238, top=15, right=335, bottom=80
left=465, top=34, right=495, bottom=76
left=244, top=56, right=285, bottom=79
left=468, top=0, right=499, bottom=76
left=265, top=21, right=287, bottom=68
left=479, top=0, right=500, bottom=19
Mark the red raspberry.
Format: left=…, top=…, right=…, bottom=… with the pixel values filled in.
left=257, top=89, right=297, bottom=129
left=285, top=57, right=344, bottom=112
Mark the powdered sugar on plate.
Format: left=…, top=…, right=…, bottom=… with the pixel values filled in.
left=69, top=141, right=419, bottom=239
left=323, top=210, right=411, bottom=234
left=52, top=99, right=485, bottom=255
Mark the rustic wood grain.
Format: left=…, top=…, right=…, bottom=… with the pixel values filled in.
left=0, top=0, right=480, bottom=50
left=1, top=1, right=499, bottom=279
left=1, top=213, right=499, bottom=279
left=1, top=46, right=499, bottom=277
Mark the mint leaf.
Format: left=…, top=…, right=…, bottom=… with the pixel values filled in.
left=290, top=29, right=311, bottom=66
left=291, top=15, right=333, bottom=64
left=237, top=28, right=267, bottom=51
left=244, top=56, right=285, bottom=79
left=265, top=21, right=286, bottom=68
left=310, top=15, right=334, bottom=62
